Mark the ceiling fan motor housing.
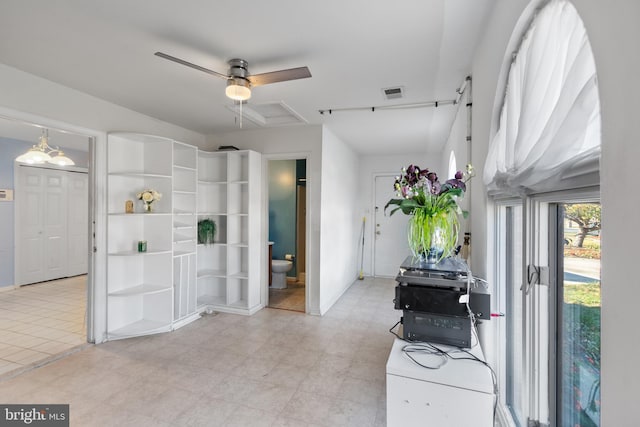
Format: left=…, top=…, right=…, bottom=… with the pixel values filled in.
left=228, top=58, right=249, bottom=79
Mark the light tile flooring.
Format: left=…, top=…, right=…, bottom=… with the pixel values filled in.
left=268, top=282, right=305, bottom=312
left=0, top=276, right=87, bottom=375
left=0, top=277, right=398, bottom=427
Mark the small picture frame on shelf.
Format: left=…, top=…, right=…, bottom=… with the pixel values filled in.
left=125, top=200, right=134, bottom=213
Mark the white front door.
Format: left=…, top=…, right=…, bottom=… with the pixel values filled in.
left=374, top=175, right=411, bottom=277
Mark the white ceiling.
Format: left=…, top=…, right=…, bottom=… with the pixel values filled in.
left=0, top=0, right=495, bottom=155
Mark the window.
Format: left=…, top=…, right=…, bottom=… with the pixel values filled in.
left=494, top=194, right=600, bottom=427
left=448, top=150, right=457, bottom=180
left=553, top=202, right=601, bottom=426
left=495, top=202, right=526, bottom=425
left=486, top=2, right=601, bottom=424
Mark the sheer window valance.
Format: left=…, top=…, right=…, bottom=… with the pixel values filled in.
left=483, top=0, right=600, bottom=195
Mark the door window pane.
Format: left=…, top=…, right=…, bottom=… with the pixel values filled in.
left=560, top=203, right=601, bottom=426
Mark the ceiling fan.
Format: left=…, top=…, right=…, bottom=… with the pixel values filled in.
left=154, top=51, right=312, bottom=101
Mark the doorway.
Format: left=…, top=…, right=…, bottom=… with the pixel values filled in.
left=373, top=174, right=411, bottom=277
left=0, top=117, right=93, bottom=376
left=267, top=158, right=307, bottom=312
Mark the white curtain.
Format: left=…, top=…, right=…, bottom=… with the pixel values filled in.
left=483, top=0, right=600, bottom=195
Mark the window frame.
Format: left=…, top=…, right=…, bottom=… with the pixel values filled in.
left=492, top=186, right=600, bottom=426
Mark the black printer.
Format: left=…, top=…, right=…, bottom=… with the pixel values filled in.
left=394, top=256, right=490, bottom=348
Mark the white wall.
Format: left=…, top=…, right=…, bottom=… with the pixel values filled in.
left=358, top=152, right=432, bottom=276
left=318, top=128, right=360, bottom=314
left=0, top=64, right=206, bottom=147
left=0, top=63, right=207, bottom=343
left=471, top=0, right=639, bottom=424
left=573, top=1, right=640, bottom=424
left=207, top=125, right=324, bottom=314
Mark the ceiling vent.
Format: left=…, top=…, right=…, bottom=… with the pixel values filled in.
left=226, top=101, right=307, bottom=127
left=382, top=86, right=404, bottom=100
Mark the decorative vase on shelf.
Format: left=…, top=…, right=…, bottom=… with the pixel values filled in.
left=143, top=202, right=152, bottom=213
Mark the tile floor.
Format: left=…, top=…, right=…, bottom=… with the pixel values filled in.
left=0, top=277, right=399, bottom=427
left=0, top=276, right=87, bottom=375
left=268, top=282, right=305, bottom=312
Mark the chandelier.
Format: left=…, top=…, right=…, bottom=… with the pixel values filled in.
left=15, top=128, right=75, bottom=166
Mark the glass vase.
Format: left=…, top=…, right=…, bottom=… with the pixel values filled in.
left=408, top=208, right=459, bottom=264
left=143, top=202, right=152, bottom=212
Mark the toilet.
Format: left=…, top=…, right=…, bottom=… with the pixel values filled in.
left=271, top=259, right=293, bottom=289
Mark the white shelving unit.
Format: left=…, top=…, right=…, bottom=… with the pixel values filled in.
left=106, top=135, right=263, bottom=339
left=107, top=133, right=174, bottom=339
left=197, top=150, right=262, bottom=315
left=172, top=142, right=199, bottom=328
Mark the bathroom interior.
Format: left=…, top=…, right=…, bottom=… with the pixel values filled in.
left=268, top=158, right=306, bottom=312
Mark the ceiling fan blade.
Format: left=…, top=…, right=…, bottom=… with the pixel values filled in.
left=248, top=66, right=312, bottom=87
left=154, top=51, right=229, bottom=80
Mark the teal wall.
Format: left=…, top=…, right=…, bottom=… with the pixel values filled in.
left=268, top=160, right=297, bottom=277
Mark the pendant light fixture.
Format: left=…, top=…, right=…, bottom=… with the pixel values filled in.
left=15, top=128, right=75, bottom=166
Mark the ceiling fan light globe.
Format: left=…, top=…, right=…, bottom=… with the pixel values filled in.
left=226, top=79, right=251, bottom=101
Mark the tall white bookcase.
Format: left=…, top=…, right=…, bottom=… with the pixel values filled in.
left=106, top=133, right=263, bottom=340
left=172, top=142, right=199, bottom=328
left=106, top=133, right=174, bottom=338
left=197, top=150, right=262, bottom=315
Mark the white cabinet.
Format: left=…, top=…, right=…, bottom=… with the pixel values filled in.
left=106, top=133, right=174, bottom=338
left=386, top=338, right=494, bottom=426
left=197, top=150, right=262, bottom=315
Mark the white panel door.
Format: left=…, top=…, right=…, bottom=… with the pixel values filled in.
left=15, top=166, right=72, bottom=285
left=43, top=170, right=67, bottom=281
left=373, top=175, right=411, bottom=277
left=67, top=172, right=88, bottom=276
left=16, top=167, right=46, bottom=285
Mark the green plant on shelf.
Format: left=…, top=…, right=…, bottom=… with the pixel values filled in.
left=198, top=218, right=217, bottom=245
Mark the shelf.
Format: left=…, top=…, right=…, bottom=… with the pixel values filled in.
left=197, top=243, right=227, bottom=247
left=228, top=180, right=248, bottom=185
left=197, top=295, right=226, bottom=307
left=173, top=209, right=194, bottom=215
left=173, top=190, right=196, bottom=195
left=197, top=269, right=226, bottom=279
left=173, top=250, right=195, bottom=257
left=173, top=165, right=196, bottom=172
left=198, top=180, right=227, bottom=185
left=173, top=222, right=194, bottom=229
left=228, top=271, right=249, bottom=279
left=108, top=212, right=172, bottom=216
left=173, top=237, right=195, bottom=244
left=228, top=243, right=249, bottom=248
left=109, top=319, right=172, bottom=337
left=109, top=172, right=172, bottom=179
left=108, top=284, right=172, bottom=297
left=108, top=250, right=172, bottom=256
left=227, top=213, right=249, bottom=217
left=197, top=212, right=227, bottom=216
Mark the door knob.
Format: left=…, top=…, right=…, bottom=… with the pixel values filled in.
left=376, top=231, right=381, bottom=235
